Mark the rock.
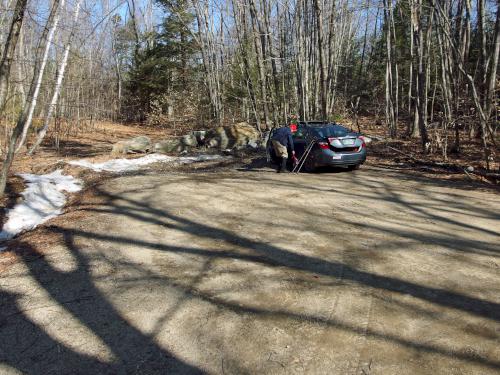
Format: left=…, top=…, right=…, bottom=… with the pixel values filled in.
left=466, top=166, right=474, bottom=172
left=247, top=141, right=258, bottom=149
left=127, top=136, right=152, bottom=152
left=154, top=139, right=185, bottom=154
left=111, top=141, right=130, bottom=155
left=181, top=134, right=198, bottom=147
left=111, top=136, right=152, bottom=155
left=205, top=122, right=260, bottom=150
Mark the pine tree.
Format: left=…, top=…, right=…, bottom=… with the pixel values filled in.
left=123, top=0, right=198, bottom=122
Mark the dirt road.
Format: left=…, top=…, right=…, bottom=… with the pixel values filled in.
left=1, top=164, right=499, bottom=374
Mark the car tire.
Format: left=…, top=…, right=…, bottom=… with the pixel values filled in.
left=348, top=164, right=360, bottom=171
left=303, top=158, right=316, bottom=173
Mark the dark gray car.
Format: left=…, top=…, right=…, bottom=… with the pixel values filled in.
left=268, top=122, right=367, bottom=172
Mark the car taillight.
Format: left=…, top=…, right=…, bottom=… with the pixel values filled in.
left=318, top=141, right=329, bottom=149
left=358, top=141, right=366, bottom=152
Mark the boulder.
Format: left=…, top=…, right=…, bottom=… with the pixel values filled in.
left=111, top=141, right=130, bottom=155
left=154, top=139, right=185, bottom=154
left=111, top=136, right=152, bottom=155
left=181, top=134, right=198, bottom=147
left=205, top=122, right=260, bottom=150
left=127, top=136, right=151, bottom=152
left=206, top=127, right=229, bottom=149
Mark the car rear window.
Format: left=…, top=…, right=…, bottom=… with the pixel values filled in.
left=311, top=125, right=349, bottom=138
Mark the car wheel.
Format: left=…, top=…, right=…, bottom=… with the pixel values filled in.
left=348, top=164, right=360, bottom=171
left=303, top=158, right=316, bottom=173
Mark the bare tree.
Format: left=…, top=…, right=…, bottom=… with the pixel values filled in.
left=0, top=0, right=62, bottom=196
left=432, top=0, right=498, bottom=169
left=384, top=0, right=397, bottom=137
left=15, top=0, right=64, bottom=151
left=192, top=0, right=224, bottom=124
left=29, top=0, right=83, bottom=155
left=0, top=0, right=27, bottom=114
left=485, top=2, right=500, bottom=126
left=313, top=0, right=327, bottom=120
left=413, top=0, right=430, bottom=150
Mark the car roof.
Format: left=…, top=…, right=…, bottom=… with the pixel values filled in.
left=299, top=121, right=348, bottom=130
left=300, top=121, right=347, bottom=127
left=299, top=121, right=329, bottom=127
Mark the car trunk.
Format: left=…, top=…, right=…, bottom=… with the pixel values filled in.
left=327, top=136, right=359, bottom=153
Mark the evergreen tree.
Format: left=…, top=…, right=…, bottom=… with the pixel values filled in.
left=124, top=0, right=198, bottom=122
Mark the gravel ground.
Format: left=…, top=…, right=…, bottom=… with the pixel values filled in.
left=0, top=163, right=499, bottom=374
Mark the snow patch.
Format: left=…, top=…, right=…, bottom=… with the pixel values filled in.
left=68, top=153, right=169, bottom=172
left=68, top=153, right=225, bottom=172
left=175, top=154, right=227, bottom=164
left=0, top=170, right=82, bottom=241
left=0, top=153, right=226, bottom=244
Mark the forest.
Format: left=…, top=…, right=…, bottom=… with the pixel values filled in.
left=2, top=1, right=500, bottom=373
left=0, top=0, right=499, bottom=196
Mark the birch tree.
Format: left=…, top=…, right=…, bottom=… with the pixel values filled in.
left=384, top=0, right=397, bottom=137
left=0, top=0, right=63, bottom=196
left=15, top=0, right=64, bottom=151
left=29, top=0, right=83, bottom=155
left=313, top=0, right=327, bottom=120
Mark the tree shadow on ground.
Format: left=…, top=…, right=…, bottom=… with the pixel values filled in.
left=2, top=219, right=500, bottom=373
left=0, top=235, right=203, bottom=374
left=77, top=186, right=500, bottom=321
left=41, top=139, right=112, bottom=158
left=1, top=168, right=499, bottom=373
left=236, top=156, right=272, bottom=172
left=236, top=155, right=355, bottom=174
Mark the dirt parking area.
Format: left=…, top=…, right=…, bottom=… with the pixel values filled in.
left=0, top=164, right=499, bottom=374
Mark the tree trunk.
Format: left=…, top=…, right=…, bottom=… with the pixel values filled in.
left=313, top=0, right=327, bottom=120
left=432, top=0, right=492, bottom=168
left=414, top=0, right=429, bottom=149
left=485, top=2, right=500, bottom=123
left=0, top=0, right=62, bottom=197
left=15, top=0, right=64, bottom=152
left=231, top=0, right=261, bottom=130
left=477, top=0, right=487, bottom=104
left=29, top=0, right=82, bottom=155
left=128, top=0, right=141, bottom=64
left=0, top=0, right=28, bottom=114
left=247, top=0, right=271, bottom=129
left=384, top=0, right=396, bottom=138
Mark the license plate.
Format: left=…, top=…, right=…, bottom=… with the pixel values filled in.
left=342, top=139, right=355, bottom=145
left=332, top=155, right=342, bottom=160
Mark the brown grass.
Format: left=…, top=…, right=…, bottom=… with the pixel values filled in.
left=343, top=116, right=500, bottom=181
left=1, top=121, right=171, bottom=205
left=0, top=121, right=177, bottom=249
